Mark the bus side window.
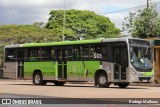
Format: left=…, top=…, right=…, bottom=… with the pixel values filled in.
left=82, top=45, right=89, bottom=60
left=5, top=48, right=16, bottom=62
left=102, top=44, right=108, bottom=61
left=41, top=47, right=51, bottom=60
left=51, top=49, right=54, bottom=60
left=73, top=46, right=81, bottom=60
left=28, top=48, right=40, bottom=61
left=90, top=44, right=103, bottom=60
left=90, top=47, right=95, bottom=59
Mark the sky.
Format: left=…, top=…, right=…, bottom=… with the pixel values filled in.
left=0, top=0, right=160, bottom=29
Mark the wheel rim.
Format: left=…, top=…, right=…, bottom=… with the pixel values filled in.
left=99, top=75, right=107, bottom=85
left=35, top=75, right=40, bottom=84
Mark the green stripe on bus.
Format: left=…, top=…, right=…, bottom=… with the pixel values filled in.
left=22, top=39, right=102, bottom=47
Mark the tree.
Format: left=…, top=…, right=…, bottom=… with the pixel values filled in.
left=0, top=25, right=61, bottom=44
left=0, top=24, right=61, bottom=66
left=46, top=9, right=120, bottom=40
left=0, top=44, right=4, bottom=67
left=123, top=4, right=160, bottom=38
left=33, top=22, right=45, bottom=28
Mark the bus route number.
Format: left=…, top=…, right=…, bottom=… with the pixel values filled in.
left=94, top=53, right=102, bottom=59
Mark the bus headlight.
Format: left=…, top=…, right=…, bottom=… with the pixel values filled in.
left=131, top=68, right=136, bottom=75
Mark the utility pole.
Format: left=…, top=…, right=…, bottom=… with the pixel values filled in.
left=147, top=0, right=149, bottom=9
left=62, top=0, right=66, bottom=41
left=146, top=0, right=151, bottom=38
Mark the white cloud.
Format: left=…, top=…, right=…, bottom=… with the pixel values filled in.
left=105, top=13, right=128, bottom=29
left=0, top=0, right=159, bottom=27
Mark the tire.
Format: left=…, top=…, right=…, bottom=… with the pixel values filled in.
left=33, top=72, right=47, bottom=85
left=53, top=81, right=66, bottom=86
left=96, top=72, right=110, bottom=88
left=117, top=83, right=129, bottom=88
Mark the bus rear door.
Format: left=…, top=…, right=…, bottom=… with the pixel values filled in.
left=56, top=48, right=68, bottom=80
left=17, top=49, right=26, bottom=79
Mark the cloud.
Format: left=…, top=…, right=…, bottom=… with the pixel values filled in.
left=0, top=0, right=159, bottom=28
left=105, top=13, right=128, bottom=29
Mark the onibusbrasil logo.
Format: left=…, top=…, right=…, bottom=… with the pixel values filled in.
left=1, top=99, right=42, bottom=104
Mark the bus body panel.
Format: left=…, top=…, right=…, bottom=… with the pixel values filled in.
left=101, top=61, right=130, bottom=82
left=23, top=60, right=131, bottom=83
left=24, top=61, right=57, bottom=80
left=67, top=61, right=100, bottom=81
left=3, top=62, right=17, bottom=79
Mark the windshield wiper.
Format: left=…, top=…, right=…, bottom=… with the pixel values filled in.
left=145, top=46, right=148, bottom=56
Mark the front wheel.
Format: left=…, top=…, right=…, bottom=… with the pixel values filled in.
left=117, top=83, right=129, bottom=88
left=33, top=72, right=47, bottom=85
left=96, top=72, right=110, bottom=88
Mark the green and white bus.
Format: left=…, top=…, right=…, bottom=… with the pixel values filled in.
left=3, top=38, right=153, bottom=88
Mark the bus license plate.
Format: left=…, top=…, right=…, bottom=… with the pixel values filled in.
left=143, top=79, right=147, bottom=82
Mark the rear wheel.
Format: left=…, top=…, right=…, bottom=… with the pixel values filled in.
left=96, top=72, right=110, bottom=88
left=53, top=81, right=66, bottom=86
left=33, top=72, right=47, bottom=85
left=117, top=83, right=129, bottom=88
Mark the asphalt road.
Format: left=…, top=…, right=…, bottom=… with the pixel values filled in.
left=0, top=80, right=160, bottom=98
left=0, top=80, right=160, bottom=107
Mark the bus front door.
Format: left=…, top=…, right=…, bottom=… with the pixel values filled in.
left=113, top=46, right=127, bottom=81
left=56, top=49, right=68, bottom=80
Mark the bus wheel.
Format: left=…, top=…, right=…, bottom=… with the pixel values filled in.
left=53, top=81, right=66, bottom=86
left=33, top=72, right=47, bottom=85
left=96, top=72, right=110, bottom=88
left=117, top=83, right=129, bottom=88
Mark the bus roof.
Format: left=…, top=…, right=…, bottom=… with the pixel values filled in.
left=5, top=37, right=148, bottom=48
left=5, top=39, right=102, bottom=48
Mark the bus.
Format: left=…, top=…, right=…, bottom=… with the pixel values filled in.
left=3, top=38, right=153, bottom=88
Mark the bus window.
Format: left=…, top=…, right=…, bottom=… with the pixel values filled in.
left=5, top=48, right=16, bottom=62
left=90, top=44, right=108, bottom=60
left=82, top=45, right=89, bottom=60
left=51, top=49, right=55, bottom=59
left=72, top=45, right=90, bottom=60
left=28, top=48, right=41, bottom=61
left=73, top=46, right=81, bottom=60
left=102, top=44, right=108, bottom=60
left=90, top=46, right=95, bottom=59
left=90, top=44, right=102, bottom=59
left=41, top=47, right=52, bottom=60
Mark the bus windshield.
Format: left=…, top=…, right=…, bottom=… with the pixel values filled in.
left=129, top=39, right=153, bottom=71
left=130, top=46, right=153, bottom=71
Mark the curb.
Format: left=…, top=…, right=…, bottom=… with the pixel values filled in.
left=130, top=83, right=160, bottom=87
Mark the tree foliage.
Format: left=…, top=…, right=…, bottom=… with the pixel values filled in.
left=123, top=4, right=160, bottom=38
left=46, top=9, right=120, bottom=40
left=0, top=24, right=60, bottom=66
left=0, top=24, right=60, bottom=44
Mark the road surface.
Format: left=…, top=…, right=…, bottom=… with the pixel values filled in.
left=0, top=80, right=159, bottom=107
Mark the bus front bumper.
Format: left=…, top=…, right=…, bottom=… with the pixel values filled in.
left=130, top=75, right=153, bottom=83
